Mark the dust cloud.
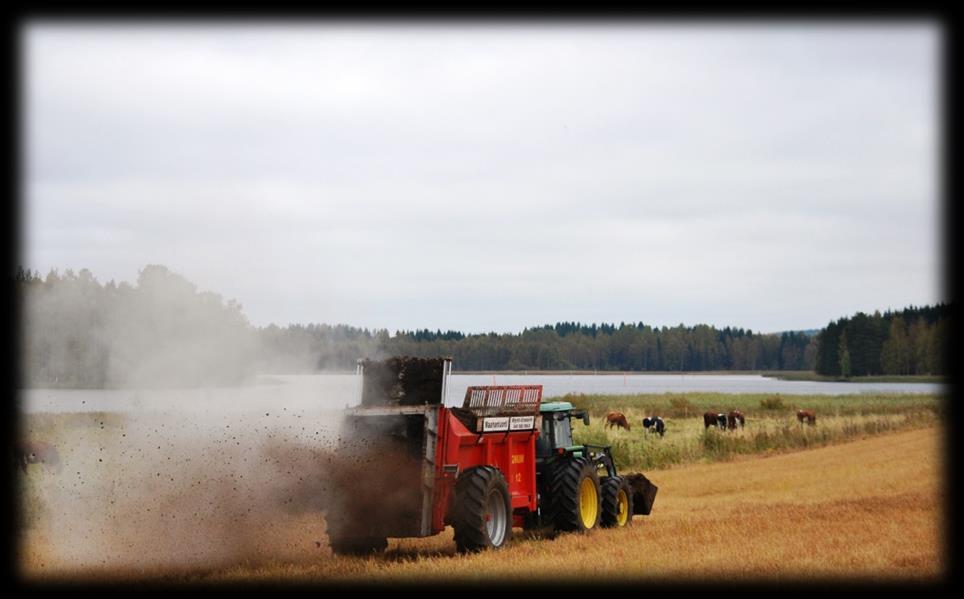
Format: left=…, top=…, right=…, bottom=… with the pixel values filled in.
left=16, top=265, right=427, bottom=577
left=19, top=265, right=259, bottom=388
left=18, top=264, right=390, bottom=388
left=17, top=405, right=362, bottom=576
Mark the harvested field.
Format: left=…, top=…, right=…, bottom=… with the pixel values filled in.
left=19, top=424, right=945, bottom=585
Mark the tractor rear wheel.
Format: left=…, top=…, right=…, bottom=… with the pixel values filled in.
left=600, top=476, right=634, bottom=528
left=328, top=536, right=388, bottom=556
left=452, top=465, right=512, bottom=552
left=546, top=456, right=601, bottom=532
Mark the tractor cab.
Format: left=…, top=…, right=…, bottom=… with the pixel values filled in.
left=536, top=401, right=618, bottom=481
left=536, top=401, right=589, bottom=458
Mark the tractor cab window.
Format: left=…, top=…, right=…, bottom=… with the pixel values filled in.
left=537, top=411, right=574, bottom=452
left=552, top=414, right=574, bottom=449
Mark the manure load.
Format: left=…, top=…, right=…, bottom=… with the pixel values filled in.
left=358, top=356, right=448, bottom=407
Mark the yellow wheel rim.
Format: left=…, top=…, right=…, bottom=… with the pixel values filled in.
left=616, top=488, right=629, bottom=526
left=579, top=477, right=598, bottom=528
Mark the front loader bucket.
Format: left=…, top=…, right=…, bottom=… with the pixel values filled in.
left=625, top=472, right=658, bottom=516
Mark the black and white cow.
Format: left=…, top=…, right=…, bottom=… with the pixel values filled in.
left=642, top=416, right=666, bottom=437
left=703, top=412, right=728, bottom=430
left=717, top=413, right=728, bottom=429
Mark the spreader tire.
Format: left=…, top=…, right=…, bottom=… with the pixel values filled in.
left=600, top=475, right=634, bottom=528
left=452, top=465, right=512, bottom=553
left=545, top=456, right=601, bottom=532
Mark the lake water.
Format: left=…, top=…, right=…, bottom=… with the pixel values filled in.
left=19, top=373, right=947, bottom=414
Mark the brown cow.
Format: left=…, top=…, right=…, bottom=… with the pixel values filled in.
left=605, top=411, right=631, bottom=431
left=727, top=410, right=745, bottom=430
left=797, top=410, right=816, bottom=426
left=14, top=440, right=63, bottom=474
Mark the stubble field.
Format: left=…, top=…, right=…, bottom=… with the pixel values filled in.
left=20, top=412, right=945, bottom=585
left=204, top=425, right=946, bottom=584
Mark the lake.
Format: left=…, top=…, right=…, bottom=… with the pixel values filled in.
left=19, top=373, right=947, bottom=414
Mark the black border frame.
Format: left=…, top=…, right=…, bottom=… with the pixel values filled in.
left=4, top=7, right=957, bottom=594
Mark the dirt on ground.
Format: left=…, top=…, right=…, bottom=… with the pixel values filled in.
left=15, top=407, right=424, bottom=576
left=17, top=357, right=450, bottom=577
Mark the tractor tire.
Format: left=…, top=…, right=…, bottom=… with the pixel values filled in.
left=545, top=456, right=601, bottom=533
left=328, top=536, right=388, bottom=556
left=452, top=465, right=513, bottom=553
left=600, top=476, right=634, bottom=528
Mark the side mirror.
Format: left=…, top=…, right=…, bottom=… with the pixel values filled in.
left=582, top=413, right=590, bottom=426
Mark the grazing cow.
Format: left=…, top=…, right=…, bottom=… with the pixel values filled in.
left=797, top=410, right=816, bottom=426
left=605, top=411, right=631, bottom=431
left=727, top=410, right=745, bottom=430
left=703, top=412, right=728, bottom=430
left=642, top=416, right=665, bottom=437
left=14, top=440, right=62, bottom=474
left=702, top=411, right=715, bottom=429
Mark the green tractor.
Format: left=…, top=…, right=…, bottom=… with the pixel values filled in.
left=530, top=401, right=646, bottom=533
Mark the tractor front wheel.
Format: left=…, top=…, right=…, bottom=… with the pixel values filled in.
left=452, top=465, right=512, bottom=553
left=600, top=475, right=633, bottom=528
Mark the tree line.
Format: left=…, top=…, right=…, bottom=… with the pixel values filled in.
left=814, top=304, right=950, bottom=377
left=16, top=265, right=258, bottom=388
left=257, top=321, right=820, bottom=373
left=273, top=322, right=818, bottom=373
left=14, top=264, right=948, bottom=387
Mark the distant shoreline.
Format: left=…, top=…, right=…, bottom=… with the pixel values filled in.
left=450, top=370, right=946, bottom=383
left=19, top=370, right=945, bottom=392
left=453, top=369, right=757, bottom=376
left=758, top=371, right=947, bottom=384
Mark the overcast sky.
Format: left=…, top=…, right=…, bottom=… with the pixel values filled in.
left=22, top=22, right=941, bottom=334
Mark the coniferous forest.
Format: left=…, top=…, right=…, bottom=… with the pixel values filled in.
left=14, top=265, right=950, bottom=388
left=814, top=304, right=950, bottom=377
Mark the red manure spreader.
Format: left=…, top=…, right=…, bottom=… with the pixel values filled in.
left=325, top=357, right=657, bottom=554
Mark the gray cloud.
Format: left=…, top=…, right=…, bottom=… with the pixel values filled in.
left=23, top=23, right=941, bottom=334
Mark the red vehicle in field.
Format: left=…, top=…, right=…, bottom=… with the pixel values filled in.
left=325, top=357, right=657, bottom=554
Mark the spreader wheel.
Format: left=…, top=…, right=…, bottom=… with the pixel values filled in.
left=452, top=465, right=513, bottom=553
left=600, top=475, right=634, bottom=528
